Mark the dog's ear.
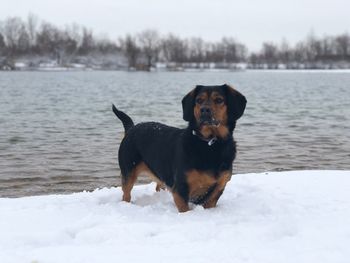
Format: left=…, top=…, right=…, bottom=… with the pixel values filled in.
left=182, top=86, right=201, bottom=122
left=224, top=84, right=247, bottom=122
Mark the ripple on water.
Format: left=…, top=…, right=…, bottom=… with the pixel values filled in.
left=8, top=136, right=26, bottom=144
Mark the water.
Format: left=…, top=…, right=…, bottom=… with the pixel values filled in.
left=1, top=70, right=350, bottom=197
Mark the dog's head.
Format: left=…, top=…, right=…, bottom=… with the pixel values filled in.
left=182, top=84, right=246, bottom=139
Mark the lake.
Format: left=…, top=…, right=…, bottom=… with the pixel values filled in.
left=1, top=70, right=350, bottom=197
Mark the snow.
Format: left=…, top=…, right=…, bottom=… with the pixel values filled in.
left=1, top=170, right=350, bottom=263
left=14, top=62, right=27, bottom=68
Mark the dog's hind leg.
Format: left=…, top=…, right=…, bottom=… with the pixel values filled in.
left=121, top=169, right=138, bottom=202
left=121, top=161, right=161, bottom=202
left=119, top=143, right=141, bottom=202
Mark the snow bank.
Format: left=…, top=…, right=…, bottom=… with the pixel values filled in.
left=1, top=170, right=350, bottom=263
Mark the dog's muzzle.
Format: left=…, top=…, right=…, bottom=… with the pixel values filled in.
left=199, top=107, right=220, bottom=126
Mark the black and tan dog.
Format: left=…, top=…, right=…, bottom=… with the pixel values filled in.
left=112, top=84, right=246, bottom=212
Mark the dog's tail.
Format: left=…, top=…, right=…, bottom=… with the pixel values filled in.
left=112, top=104, right=134, bottom=133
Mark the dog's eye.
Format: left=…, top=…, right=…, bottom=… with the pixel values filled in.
left=214, top=98, right=224, bottom=104
left=196, top=98, right=204, bottom=104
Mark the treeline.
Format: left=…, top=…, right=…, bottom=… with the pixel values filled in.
left=1, top=14, right=350, bottom=70
left=249, top=35, right=350, bottom=69
left=0, top=15, right=121, bottom=69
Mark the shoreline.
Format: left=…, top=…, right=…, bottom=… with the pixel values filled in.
left=1, top=169, right=348, bottom=199
left=2, top=68, right=350, bottom=73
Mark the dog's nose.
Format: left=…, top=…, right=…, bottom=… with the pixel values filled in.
left=200, top=107, right=211, bottom=115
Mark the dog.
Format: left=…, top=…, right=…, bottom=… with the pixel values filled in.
left=112, top=84, right=246, bottom=212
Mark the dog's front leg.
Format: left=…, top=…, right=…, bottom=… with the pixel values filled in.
left=171, top=191, right=190, bottom=212
left=203, top=171, right=232, bottom=209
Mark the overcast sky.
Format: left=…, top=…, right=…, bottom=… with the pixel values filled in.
left=1, top=0, right=349, bottom=51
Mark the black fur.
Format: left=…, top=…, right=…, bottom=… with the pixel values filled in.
left=112, top=104, right=134, bottom=132
left=113, top=84, right=246, bottom=211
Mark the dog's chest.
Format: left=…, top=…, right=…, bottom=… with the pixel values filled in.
left=186, top=170, right=231, bottom=204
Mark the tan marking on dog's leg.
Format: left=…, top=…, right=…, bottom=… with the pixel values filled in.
left=172, top=192, right=190, bottom=213
left=186, top=170, right=216, bottom=199
left=203, top=171, right=232, bottom=209
left=122, top=161, right=166, bottom=201
left=155, top=183, right=165, bottom=192
left=122, top=171, right=138, bottom=202
left=122, top=162, right=156, bottom=202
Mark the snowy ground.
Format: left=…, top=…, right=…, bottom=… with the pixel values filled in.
left=1, top=170, right=350, bottom=263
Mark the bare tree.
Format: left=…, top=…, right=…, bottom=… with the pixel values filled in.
left=221, top=37, right=241, bottom=62
left=95, top=37, right=117, bottom=53
left=248, top=52, right=260, bottom=66
left=279, top=39, right=292, bottom=64
left=60, top=31, right=79, bottom=63
left=305, top=33, right=323, bottom=61
left=36, top=22, right=54, bottom=54
left=79, top=27, right=95, bottom=55
left=320, top=36, right=336, bottom=59
left=161, top=34, right=187, bottom=63
left=17, top=26, right=30, bottom=54
left=36, top=21, right=78, bottom=64
left=261, top=42, right=278, bottom=66
left=293, top=42, right=308, bottom=63
left=187, top=37, right=205, bottom=63
left=2, top=17, right=26, bottom=55
left=138, top=29, right=160, bottom=70
left=235, top=43, right=248, bottom=62
left=120, top=34, right=140, bottom=68
left=0, top=33, right=6, bottom=55
left=26, top=13, right=38, bottom=49
left=335, top=33, right=350, bottom=59
left=206, top=42, right=224, bottom=63
left=65, top=23, right=81, bottom=47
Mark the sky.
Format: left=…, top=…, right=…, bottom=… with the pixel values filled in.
left=1, top=0, right=349, bottom=51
